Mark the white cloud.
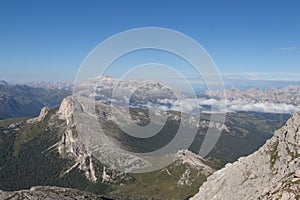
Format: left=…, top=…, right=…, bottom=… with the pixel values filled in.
left=198, top=98, right=219, bottom=105
left=202, top=98, right=300, bottom=114
left=227, top=102, right=300, bottom=114
left=100, top=97, right=300, bottom=114
left=157, top=98, right=200, bottom=113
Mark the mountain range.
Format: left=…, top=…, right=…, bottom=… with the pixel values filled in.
left=1, top=77, right=300, bottom=120
left=0, top=84, right=71, bottom=119
left=0, top=76, right=299, bottom=199
left=206, top=85, right=300, bottom=105
left=0, top=95, right=290, bottom=199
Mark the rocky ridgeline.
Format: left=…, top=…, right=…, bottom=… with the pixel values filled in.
left=192, top=111, right=300, bottom=200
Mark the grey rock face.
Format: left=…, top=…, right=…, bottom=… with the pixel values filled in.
left=192, top=112, right=300, bottom=200
left=74, top=75, right=180, bottom=109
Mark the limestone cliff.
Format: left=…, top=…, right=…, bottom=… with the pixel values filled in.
left=192, top=112, right=300, bottom=200
left=57, top=97, right=97, bottom=182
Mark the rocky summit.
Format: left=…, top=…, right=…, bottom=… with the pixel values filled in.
left=192, top=111, right=300, bottom=200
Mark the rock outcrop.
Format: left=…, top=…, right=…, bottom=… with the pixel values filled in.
left=26, top=106, right=50, bottom=123
left=175, top=150, right=214, bottom=187
left=192, top=111, right=300, bottom=200
left=176, top=150, right=214, bottom=176
left=57, top=97, right=97, bottom=182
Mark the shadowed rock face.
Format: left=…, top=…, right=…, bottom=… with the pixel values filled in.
left=0, top=186, right=110, bottom=200
left=192, top=112, right=300, bottom=200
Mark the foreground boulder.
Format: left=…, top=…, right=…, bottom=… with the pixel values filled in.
left=192, top=112, right=300, bottom=200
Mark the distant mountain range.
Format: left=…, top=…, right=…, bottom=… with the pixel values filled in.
left=75, top=76, right=300, bottom=114
left=200, top=85, right=300, bottom=114
left=0, top=84, right=71, bottom=119
left=0, top=79, right=73, bottom=90
left=1, top=77, right=300, bottom=119
left=206, top=85, right=300, bottom=105
left=23, top=80, right=73, bottom=90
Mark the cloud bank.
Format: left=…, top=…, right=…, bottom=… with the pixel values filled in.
left=139, top=98, right=300, bottom=114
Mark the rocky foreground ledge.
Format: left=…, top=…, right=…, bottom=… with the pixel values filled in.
left=192, top=111, right=300, bottom=200
left=0, top=186, right=111, bottom=200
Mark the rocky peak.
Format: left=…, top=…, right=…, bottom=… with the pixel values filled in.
left=27, top=106, right=50, bottom=123
left=192, top=111, right=300, bottom=200
left=176, top=150, right=214, bottom=176
left=38, top=107, right=50, bottom=121
left=58, top=96, right=74, bottom=125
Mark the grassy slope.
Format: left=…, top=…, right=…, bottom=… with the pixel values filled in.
left=0, top=111, right=104, bottom=193
left=108, top=163, right=207, bottom=200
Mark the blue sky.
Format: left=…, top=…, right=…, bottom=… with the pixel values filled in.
left=0, top=0, right=299, bottom=82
